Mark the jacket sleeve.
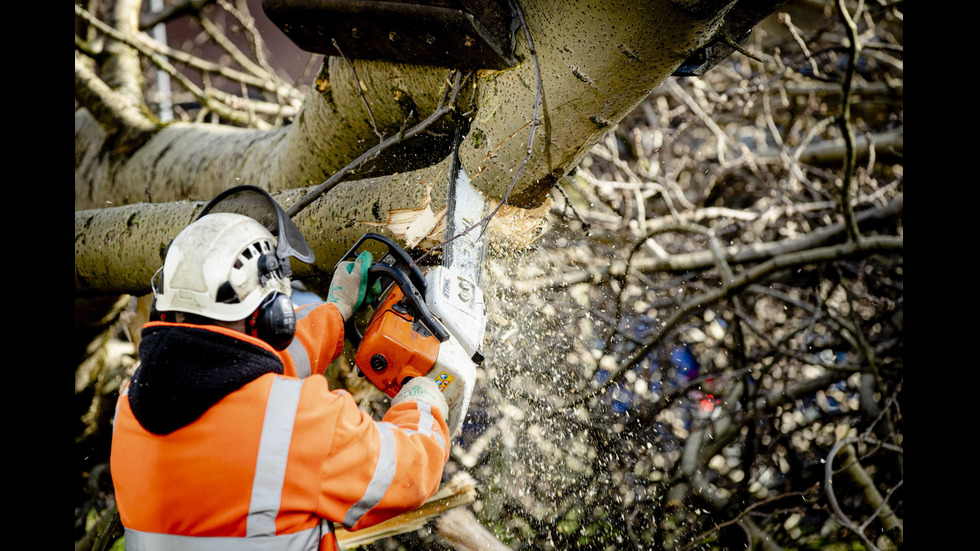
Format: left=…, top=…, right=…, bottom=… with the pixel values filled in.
left=279, top=302, right=346, bottom=378
left=289, top=376, right=450, bottom=532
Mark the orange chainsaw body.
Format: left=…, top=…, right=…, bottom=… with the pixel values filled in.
left=354, top=286, right=441, bottom=397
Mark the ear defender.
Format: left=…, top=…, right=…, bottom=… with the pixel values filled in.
left=250, top=292, right=296, bottom=351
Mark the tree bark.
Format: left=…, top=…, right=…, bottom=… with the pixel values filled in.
left=74, top=172, right=552, bottom=297
left=74, top=59, right=455, bottom=211
left=458, top=0, right=735, bottom=205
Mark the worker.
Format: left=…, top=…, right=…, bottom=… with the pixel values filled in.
left=110, top=187, right=455, bottom=550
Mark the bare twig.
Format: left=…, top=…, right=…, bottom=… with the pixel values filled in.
left=605, top=222, right=732, bottom=353
left=666, top=79, right=730, bottom=165
left=132, top=30, right=302, bottom=103
left=515, top=197, right=902, bottom=293
left=198, top=2, right=277, bottom=83
left=778, top=11, right=820, bottom=77
left=677, top=489, right=815, bottom=551
left=75, top=4, right=276, bottom=128
left=332, top=39, right=383, bottom=141
left=223, top=0, right=276, bottom=75
left=836, top=0, right=864, bottom=242
left=554, top=179, right=591, bottom=231
left=571, top=235, right=903, bottom=405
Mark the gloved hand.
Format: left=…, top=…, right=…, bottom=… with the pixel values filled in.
left=326, top=250, right=372, bottom=321
left=391, top=377, right=450, bottom=427
left=421, top=339, right=477, bottom=437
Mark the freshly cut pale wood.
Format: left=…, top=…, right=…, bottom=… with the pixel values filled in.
left=437, top=508, right=513, bottom=551
left=335, top=472, right=477, bottom=549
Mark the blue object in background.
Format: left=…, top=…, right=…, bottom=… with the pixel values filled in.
left=610, top=382, right=632, bottom=413
left=670, top=344, right=700, bottom=383
left=291, top=282, right=325, bottom=308
left=594, top=343, right=704, bottom=415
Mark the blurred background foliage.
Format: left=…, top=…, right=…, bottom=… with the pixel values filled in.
left=460, top=1, right=902, bottom=548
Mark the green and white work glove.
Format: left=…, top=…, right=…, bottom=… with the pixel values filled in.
left=392, top=377, right=450, bottom=427
left=326, top=250, right=373, bottom=321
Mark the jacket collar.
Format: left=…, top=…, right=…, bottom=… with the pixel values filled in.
left=127, top=322, right=284, bottom=435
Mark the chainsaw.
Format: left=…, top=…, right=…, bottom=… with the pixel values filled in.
left=337, top=163, right=488, bottom=436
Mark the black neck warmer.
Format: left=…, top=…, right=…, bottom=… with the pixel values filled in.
left=128, top=324, right=284, bottom=435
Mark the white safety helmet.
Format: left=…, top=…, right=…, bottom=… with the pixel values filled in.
left=154, top=212, right=292, bottom=322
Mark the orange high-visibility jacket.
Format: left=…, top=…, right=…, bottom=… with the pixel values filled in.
left=110, top=302, right=450, bottom=550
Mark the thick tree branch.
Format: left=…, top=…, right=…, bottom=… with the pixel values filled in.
left=78, top=0, right=750, bottom=215
left=75, top=52, right=157, bottom=143
left=101, top=0, right=145, bottom=103
left=836, top=0, right=864, bottom=242
left=826, top=437, right=904, bottom=549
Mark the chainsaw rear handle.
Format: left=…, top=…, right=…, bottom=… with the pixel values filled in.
left=337, top=233, right=450, bottom=348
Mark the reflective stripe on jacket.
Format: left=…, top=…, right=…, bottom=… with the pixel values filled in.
left=281, top=302, right=346, bottom=379
left=110, top=302, right=450, bottom=550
